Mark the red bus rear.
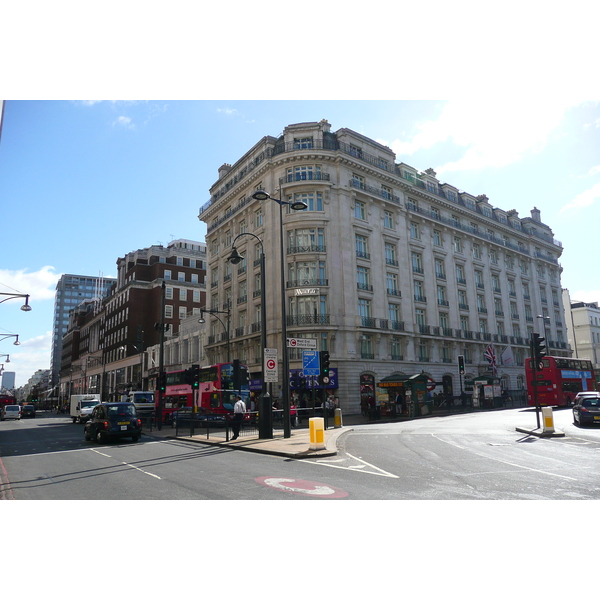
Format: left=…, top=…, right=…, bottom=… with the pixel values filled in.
left=158, top=362, right=250, bottom=421
left=526, top=356, right=596, bottom=407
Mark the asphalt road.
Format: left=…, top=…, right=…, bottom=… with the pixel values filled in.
left=2, top=407, right=600, bottom=500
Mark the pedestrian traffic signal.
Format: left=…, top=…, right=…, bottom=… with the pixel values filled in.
left=531, top=333, right=547, bottom=364
left=190, top=364, right=200, bottom=389
left=458, top=355, right=465, bottom=375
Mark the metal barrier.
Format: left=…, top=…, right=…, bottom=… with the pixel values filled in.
left=138, top=410, right=156, bottom=432
left=171, top=409, right=321, bottom=441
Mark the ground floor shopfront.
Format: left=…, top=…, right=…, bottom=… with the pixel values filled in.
left=328, top=360, right=527, bottom=416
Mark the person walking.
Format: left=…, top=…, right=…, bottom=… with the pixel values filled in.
left=290, top=401, right=298, bottom=428
left=231, top=395, right=246, bottom=440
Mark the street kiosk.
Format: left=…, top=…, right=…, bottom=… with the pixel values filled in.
left=377, top=373, right=432, bottom=417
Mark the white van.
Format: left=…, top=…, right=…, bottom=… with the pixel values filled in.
left=1, top=405, right=22, bottom=420
left=70, top=394, right=101, bottom=423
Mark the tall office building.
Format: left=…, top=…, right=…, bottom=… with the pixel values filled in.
left=199, top=120, right=568, bottom=414
left=1, top=371, right=16, bottom=391
left=50, top=274, right=116, bottom=390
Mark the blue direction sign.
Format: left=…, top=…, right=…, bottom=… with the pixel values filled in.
left=302, top=350, right=320, bottom=377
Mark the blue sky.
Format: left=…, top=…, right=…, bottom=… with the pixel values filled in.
left=2, top=99, right=599, bottom=387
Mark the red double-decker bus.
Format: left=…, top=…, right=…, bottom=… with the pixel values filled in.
left=526, top=356, right=596, bottom=407
left=158, top=362, right=250, bottom=421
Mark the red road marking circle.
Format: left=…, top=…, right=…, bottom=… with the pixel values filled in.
left=255, top=476, right=348, bottom=498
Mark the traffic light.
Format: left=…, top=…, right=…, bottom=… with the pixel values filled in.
left=319, top=350, right=330, bottom=383
left=190, top=364, right=200, bottom=389
left=232, top=359, right=241, bottom=391
left=532, top=333, right=547, bottom=364
left=158, top=372, right=167, bottom=393
left=458, top=355, right=465, bottom=375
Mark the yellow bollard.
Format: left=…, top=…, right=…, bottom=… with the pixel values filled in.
left=541, top=406, right=555, bottom=434
left=309, top=417, right=325, bottom=450
left=334, top=408, right=343, bottom=428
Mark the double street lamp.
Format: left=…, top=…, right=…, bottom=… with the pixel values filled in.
left=199, top=308, right=231, bottom=363
left=251, top=189, right=307, bottom=439
left=226, top=232, right=269, bottom=438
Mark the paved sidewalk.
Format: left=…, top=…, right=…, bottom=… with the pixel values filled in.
left=144, top=418, right=360, bottom=458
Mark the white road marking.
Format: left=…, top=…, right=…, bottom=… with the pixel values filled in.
left=432, top=434, right=579, bottom=481
left=121, top=461, right=161, bottom=479
left=302, top=452, right=400, bottom=479
left=90, top=449, right=112, bottom=457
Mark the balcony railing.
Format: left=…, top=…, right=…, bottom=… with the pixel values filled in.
left=287, top=314, right=330, bottom=326
left=287, top=279, right=328, bottom=288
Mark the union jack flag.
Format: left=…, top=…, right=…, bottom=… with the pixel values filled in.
left=484, top=344, right=497, bottom=375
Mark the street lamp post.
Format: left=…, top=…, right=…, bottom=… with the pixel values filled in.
left=0, top=292, right=32, bottom=312
left=0, top=334, right=20, bottom=345
left=118, top=340, right=145, bottom=391
left=199, top=308, right=231, bottom=363
left=157, top=281, right=167, bottom=431
left=227, top=232, right=270, bottom=438
left=252, top=189, right=307, bottom=438
left=537, top=315, right=550, bottom=346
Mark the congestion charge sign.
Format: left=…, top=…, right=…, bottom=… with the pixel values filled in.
left=255, top=477, right=348, bottom=498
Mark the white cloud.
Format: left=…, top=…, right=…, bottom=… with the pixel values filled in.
left=217, top=108, right=239, bottom=116
left=5, top=331, right=53, bottom=388
left=0, top=266, right=60, bottom=305
left=380, top=99, right=582, bottom=174
left=113, top=115, right=134, bottom=129
left=560, top=181, right=600, bottom=212
left=587, top=165, right=600, bottom=176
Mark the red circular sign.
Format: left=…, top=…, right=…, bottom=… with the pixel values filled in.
left=266, top=359, right=276, bottom=370
left=255, top=477, right=348, bottom=498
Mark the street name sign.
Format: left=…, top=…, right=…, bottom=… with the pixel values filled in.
left=287, top=337, right=317, bottom=349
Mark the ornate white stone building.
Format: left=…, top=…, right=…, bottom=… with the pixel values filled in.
left=198, top=120, right=568, bottom=413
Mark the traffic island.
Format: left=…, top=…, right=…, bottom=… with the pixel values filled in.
left=516, top=406, right=565, bottom=437
left=515, top=426, right=565, bottom=438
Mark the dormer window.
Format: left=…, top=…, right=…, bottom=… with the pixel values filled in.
left=294, top=137, right=313, bottom=149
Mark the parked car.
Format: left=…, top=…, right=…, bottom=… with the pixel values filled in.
left=573, top=395, right=600, bottom=427
left=1, top=405, right=22, bottom=420
left=574, top=391, right=600, bottom=402
left=21, top=405, right=36, bottom=418
left=84, top=402, right=142, bottom=443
